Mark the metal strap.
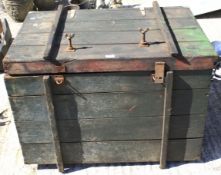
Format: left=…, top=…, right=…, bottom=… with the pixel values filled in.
left=160, top=71, right=173, bottom=169
left=153, top=1, right=179, bottom=57
left=43, top=4, right=64, bottom=60
left=43, top=76, right=64, bottom=172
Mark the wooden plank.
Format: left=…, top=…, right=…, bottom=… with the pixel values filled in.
left=153, top=1, right=178, bottom=56
left=21, top=138, right=202, bottom=164
left=19, top=18, right=199, bottom=34
left=163, top=7, right=194, bottom=19
left=15, top=114, right=205, bottom=143
left=5, top=71, right=211, bottom=96
left=168, top=18, right=199, bottom=29
left=9, top=96, right=49, bottom=121
left=67, top=8, right=155, bottom=21
left=14, top=28, right=212, bottom=47
left=13, top=30, right=165, bottom=46
left=24, top=11, right=56, bottom=23
left=43, top=76, right=64, bottom=172
left=43, top=4, right=64, bottom=60
left=160, top=71, right=173, bottom=169
left=15, top=122, right=53, bottom=143
left=179, top=41, right=217, bottom=57
left=53, top=92, right=164, bottom=119
left=172, top=89, right=209, bottom=115
left=21, top=143, right=56, bottom=164
left=8, top=89, right=208, bottom=122
left=5, top=75, right=45, bottom=96
left=14, top=28, right=211, bottom=47
left=174, top=28, right=211, bottom=42
left=6, top=43, right=170, bottom=62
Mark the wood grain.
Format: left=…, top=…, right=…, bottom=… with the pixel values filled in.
left=9, top=88, right=208, bottom=121
left=5, top=71, right=211, bottom=96
left=15, top=114, right=205, bottom=143
left=21, top=138, right=202, bottom=164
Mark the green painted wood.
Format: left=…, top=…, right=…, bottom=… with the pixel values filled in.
left=21, top=138, right=202, bottom=164
left=15, top=114, right=205, bottom=143
left=19, top=18, right=199, bottom=34
left=5, top=75, right=45, bottom=96
left=16, top=122, right=53, bottom=143
left=5, top=72, right=210, bottom=96
left=172, top=89, right=209, bottom=115
left=54, top=89, right=209, bottom=118
left=9, top=96, right=49, bottom=121
left=163, top=7, right=194, bottom=19
left=53, top=92, right=165, bottom=119
left=22, top=143, right=56, bottom=164
left=168, top=18, right=199, bottom=29
left=68, top=8, right=155, bottom=21
left=179, top=41, right=217, bottom=57
left=6, top=43, right=170, bottom=62
left=174, top=28, right=210, bottom=42
left=43, top=75, right=64, bottom=172
left=13, top=30, right=165, bottom=46
left=9, top=88, right=208, bottom=122
left=14, top=28, right=211, bottom=46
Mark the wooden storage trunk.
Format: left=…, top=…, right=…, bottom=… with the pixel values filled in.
left=3, top=2, right=217, bottom=172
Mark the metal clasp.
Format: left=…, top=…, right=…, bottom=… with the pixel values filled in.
left=152, top=62, right=165, bottom=84
left=53, top=75, right=64, bottom=85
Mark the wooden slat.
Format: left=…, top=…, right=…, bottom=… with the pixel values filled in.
left=174, top=28, right=211, bottom=42
left=179, top=41, right=217, bottom=57
left=13, top=30, right=165, bottom=46
left=21, top=139, right=203, bottom=164
left=14, top=28, right=211, bottom=46
left=19, top=18, right=199, bottom=34
left=160, top=71, right=173, bottom=169
left=68, top=8, right=155, bottom=21
left=163, top=7, right=194, bottom=19
left=5, top=71, right=211, bottom=96
left=153, top=1, right=178, bottom=56
left=9, top=89, right=209, bottom=122
left=9, top=96, right=49, bottom=121
left=6, top=43, right=170, bottom=62
left=5, top=75, right=45, bottom=96
left=15, top=114, right=205, bottom=143
left=43, top=4, right=64, bottom=60
left=22, top=143, right=56, bottom=164
left=43, top=76, right=64, bottom=172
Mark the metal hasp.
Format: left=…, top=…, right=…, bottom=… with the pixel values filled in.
left=53, top=75, right=65, bottom=85
left=153, top=62, right=165, bottom=84
left=153, top=0, right=179, bottom=57
left=43, top=76, right=64, bottom=172
left=160, top=71, right=174, bottom=169
left=65, top=33, right=75, bottom=51
left=139, top=28, right=150, bottom=47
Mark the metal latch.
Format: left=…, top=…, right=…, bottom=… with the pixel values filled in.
left=53, top=75, right=64, bottom=85
left=152, top=62, right=165, bottom=83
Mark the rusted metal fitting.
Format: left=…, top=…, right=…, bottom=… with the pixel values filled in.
left=65, top=33, right=75, bottom=51
left=53, top=75, right=65, bottom=85
left=139, top=28, right=150, bottom=47
left=152, top=62, right=165, bottom=84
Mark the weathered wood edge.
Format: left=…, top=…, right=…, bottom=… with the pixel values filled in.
left=43, top=4, right=64, bottom=60
left=43, top=76, right=64, bottom=172
left=21, top=138, right=203, bottom=164
left=153, top=1, right=178, bottom=57
left=3, top=56, right=216, bottom=75
left=160, top=71, right=173, bottom=168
